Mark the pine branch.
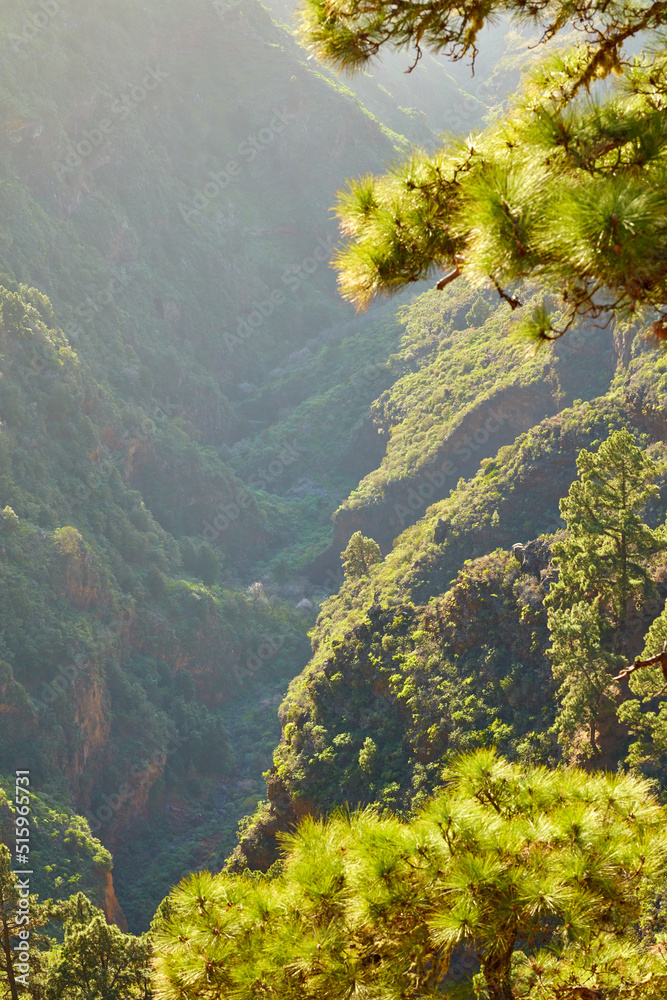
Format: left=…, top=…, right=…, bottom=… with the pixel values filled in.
left=613, top=642, right=667, bottom=682
left=435, top=265, right=461, bottom=290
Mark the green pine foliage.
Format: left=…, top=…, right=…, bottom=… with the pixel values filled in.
left=545, top=430, right=666, bottom=755
left=547, top=429, right=665, bottom=624
left=298, top=0, right=667, bottom=340
left=618, top=602, right=667, bottom=785
left=40, top=894, right=152, bottom=1000
left=297, top=0, right=659, bottom=80
left=153, top=751, right=667, bottom=1000
left=547, top=602, right=618, bottom=755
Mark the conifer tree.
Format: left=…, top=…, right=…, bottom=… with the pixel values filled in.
left=341, top=530, right=382, bottom=579
left=546, top=429, right=663, bottom=752
left=548, top=429, right=662, bottom=624
left=152, top=750, right=667, bottom=1000
left=547, top=601, right=617, bottom=753
left=42, top=894, right=152, bottom=1000
left=618, top=603, right=667, bottom=783
left=297, top=0, right=667, bottom=343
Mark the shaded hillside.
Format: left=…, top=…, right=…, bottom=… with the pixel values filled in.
left=232, top=351, right=667, bottom=869
left=0, top=0, right=417, bottom=929
left=232, top=545, right=557, bottom=869
left=232, top=279, right=618, bottom=580
left=0, top=0, right=414, bottom=565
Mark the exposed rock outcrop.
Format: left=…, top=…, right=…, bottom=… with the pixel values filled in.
left=104, top=871, right=128, bottom=931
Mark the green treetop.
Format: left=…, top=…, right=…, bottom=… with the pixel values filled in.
left=297, top=1, right=667, bottom=342
left=40, top=893, right=152, bottom=1000
left=546, top=429, right=663, bottom=754
left=548, top=429, right=663, bottom=624
left=152, top=750, right=667, bottom=1000
left=341, top=530, right=382, bottom=580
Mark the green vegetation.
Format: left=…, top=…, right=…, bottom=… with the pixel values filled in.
left=341, top=531, right=382, bottom=580
left=548, top=430, right=665, bottom=625
left=4, top=0, right=667, bottom=996
left=153, top=751, right=667, bottom=1000
left=40, top=895, right=151, bottom=1000
left=547, top=430, right=666, bottom=754
left=299, top=0, right=667, bottom=341
left=0, top=785, right=111, bottom=911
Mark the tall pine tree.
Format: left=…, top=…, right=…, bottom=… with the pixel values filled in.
left=546, top=429, right=664, bottom=754
left=548, top=429, right=663, bottom=624
left=152, top=751, right=667, bottom=1000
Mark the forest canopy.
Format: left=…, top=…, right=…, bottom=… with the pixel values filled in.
left=298, top=0, right=667, bottom=342
left=152, top=751, right=667, bottom=1000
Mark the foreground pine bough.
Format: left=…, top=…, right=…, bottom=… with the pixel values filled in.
left=153, top=750, right=667, bottom=1000
left=298, top=0, right=667, bottom=342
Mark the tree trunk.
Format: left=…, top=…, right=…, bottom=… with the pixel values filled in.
left=483, top=943, right=515, bottom=1000
left=0, top=884, right=20, bottom=1000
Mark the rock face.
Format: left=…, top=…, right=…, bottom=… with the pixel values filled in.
left=104, top=871, right=128, bottom=931
left=512, top=537, right=560, bottom=590
left=229, top=768, right=315, bottom=872
left=434, top=518, right=449, bottom=544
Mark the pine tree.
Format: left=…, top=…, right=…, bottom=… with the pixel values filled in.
left=341, top=530, right=382, bottom=580
left=152, top=750, right=667, bottom=1000
left=0, top=846, right=20, bottom=1000
left=546, top=429, right=663, bottom=753
left=42, top=894, right=152, bottom=1000
left=548, top=429, right=663, bottom=625
left=618, top=601, right=667, bottom=783
left=296, top=1, right=667, bottom=343
left=547, top=601, right=617, bottom=753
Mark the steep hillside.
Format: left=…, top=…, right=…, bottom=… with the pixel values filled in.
left=231, top=278, right=618, bottom=581
left=232, top=347, right=667, bottom=869
left=2, top=0, right=665, bottom=945
left=232, top=545, right=558, bottom=869
left=0, top=0, right=423, bottom=929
